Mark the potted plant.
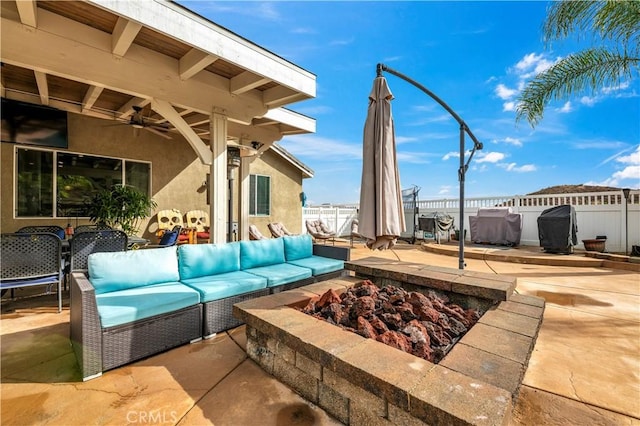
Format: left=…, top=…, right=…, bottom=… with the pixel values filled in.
left=85, top=185, right=157, bottom=235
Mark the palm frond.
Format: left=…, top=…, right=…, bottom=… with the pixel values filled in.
left=543, top=0, right=598, bottom=43
left=596, top=1, right=640, bottom=48
left=544, top=0, right=640, bottom=47
left=516, top=48, right=640, bottom=127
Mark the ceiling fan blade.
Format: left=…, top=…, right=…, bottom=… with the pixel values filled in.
left=145, top=126, right=172, bottom=140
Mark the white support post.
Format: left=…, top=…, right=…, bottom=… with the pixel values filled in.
left=238, top=156, right=251, bottom=241
left=209, top=111, right=228, bottom=244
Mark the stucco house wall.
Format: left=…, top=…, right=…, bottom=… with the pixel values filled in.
left=247, top=149, right=305, bottom=238
left=1, top=112, right=308, bottom=241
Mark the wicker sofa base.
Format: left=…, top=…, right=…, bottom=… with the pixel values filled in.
left=102, top=304, right=203, bottom=371
left=203, top=288, right=270, bottom=338
left=71, top=271, right=203, bottom=381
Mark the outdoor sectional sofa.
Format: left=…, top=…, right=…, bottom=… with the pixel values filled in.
left=70, top=234, right=349, bottom=381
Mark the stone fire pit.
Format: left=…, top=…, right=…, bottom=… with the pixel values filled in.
left=234, top=258, right=545, bottom=425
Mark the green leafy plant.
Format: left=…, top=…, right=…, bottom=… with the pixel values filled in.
left=516, top=0, right=639, bottom=127
left=85, top=185, right=157, bottom=235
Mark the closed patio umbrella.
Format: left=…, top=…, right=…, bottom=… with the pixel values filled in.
left=358, top=76, right=406, bottom=250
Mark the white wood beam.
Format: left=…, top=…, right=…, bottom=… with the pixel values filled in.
left=15, top=0, right=37, bottom=28
left=151, top=98, right=212, bottom=164
left=3, top=89, right=114, bottom=120
left=33, top=70, right=49, bottom=105
left=263, top=86, right=308, bottom=108
left=116, top=97, right=151, bottom=119
left=156, top=108, right=193, bottom=124
left=112, top=17, right=142, bottom=57
left=263, top=108, right=316, bottom=133
left=82, top=85, right=104, bottom=112
left=179, top=48, right=218, bottom=81
left=230, top=71, right=270, bottom=95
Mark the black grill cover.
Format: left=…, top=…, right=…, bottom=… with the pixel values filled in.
left=537, top=205, right=578, bottom=253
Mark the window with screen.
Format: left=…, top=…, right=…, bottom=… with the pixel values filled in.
left=249, top=174, right=270, bottom=216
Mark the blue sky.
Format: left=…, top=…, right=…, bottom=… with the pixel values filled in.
left=179, top=1, right=639, bottom=205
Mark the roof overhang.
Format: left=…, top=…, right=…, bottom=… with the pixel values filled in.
left=0, top=0, right=316, bottom=151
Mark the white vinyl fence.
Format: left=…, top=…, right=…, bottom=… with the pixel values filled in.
left=302, top=189, right=640, bottom=254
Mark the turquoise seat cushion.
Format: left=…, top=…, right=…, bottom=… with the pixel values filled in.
left=283, top=234, right=313, bottom=261
left=287, top=256, right=344, bottom=276
left=88, top=247, right=179, bottom=295
left=181, top=271, right=268, bottom=302
left=240, top=238, right=285, bottom=269
left=244, top=263, right=312, bottom=287
left=178, top=242, right=241, bottom=280
left=95, top=282, right=200, bottom=328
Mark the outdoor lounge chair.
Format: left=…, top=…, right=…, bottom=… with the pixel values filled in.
left=305, top=220, right=336, bottom=245
left=268, top=222, right=296, bottom=238
left=249, top=225, right=267, bottom=240
left=350, top=219, right=364, bottom=247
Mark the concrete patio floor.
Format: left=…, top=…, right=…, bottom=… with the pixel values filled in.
left=1, top=241, right=639, bottom=425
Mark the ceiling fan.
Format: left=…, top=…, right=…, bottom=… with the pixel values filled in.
left=126, top=106, right=172, bottom=139
left=108, top=105, right=172, bottom=139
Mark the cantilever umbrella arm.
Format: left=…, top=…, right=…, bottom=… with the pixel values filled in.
left=377, top=63, right=483, bottom=270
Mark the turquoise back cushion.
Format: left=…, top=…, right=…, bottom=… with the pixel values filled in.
left=178, top=242, right=241, bottom=280
left=283, top=234, right=313, bottom=261
left=240, top=238, right=285, bottom=269
left=88, top=247, right=179, bottom=294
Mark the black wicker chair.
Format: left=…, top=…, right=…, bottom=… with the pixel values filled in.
left=69, top=230, right=128, bottom=272
left=1, top=232, right=64, bottom=312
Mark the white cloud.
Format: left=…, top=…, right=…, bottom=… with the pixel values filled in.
left=515, top=53, right=544, bottom=72
left=503, top=101, right=516, bottom=112
left=395, top=136, right=419, bottom=145
left=292, top=27, right=316, bottom=34
left=580, top=96, right=596, bottom=106
left=499, top=163, right=537, bottom=172
left=442, top=151, right=459, bottom=161
left=476, top=151, right=505, bottom=163
left=281, top=135, right=361, bottom=160
left=513, top=52, right=557, bottom=79
left=602, top=81, right=630, bottom=94
left=613, top=165, right=640, bottom=181
left=495, top=84, right=517, bottom=100
left=492, top=137, right=523, bottom=147
left=329, top=38, right=354, bottom=46
left=591, top=145, right=640, bottom=187
left=556, top=101, right=573, bottom=113
left=616, top=145, right=640, bottom=165
left=438, top=185, right=452, bottom=195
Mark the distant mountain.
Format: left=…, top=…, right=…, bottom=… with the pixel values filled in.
left=527, top=185, right=620, bottom=195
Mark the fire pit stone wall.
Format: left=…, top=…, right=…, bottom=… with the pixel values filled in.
left=234, top=260, right=544, bottom=425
